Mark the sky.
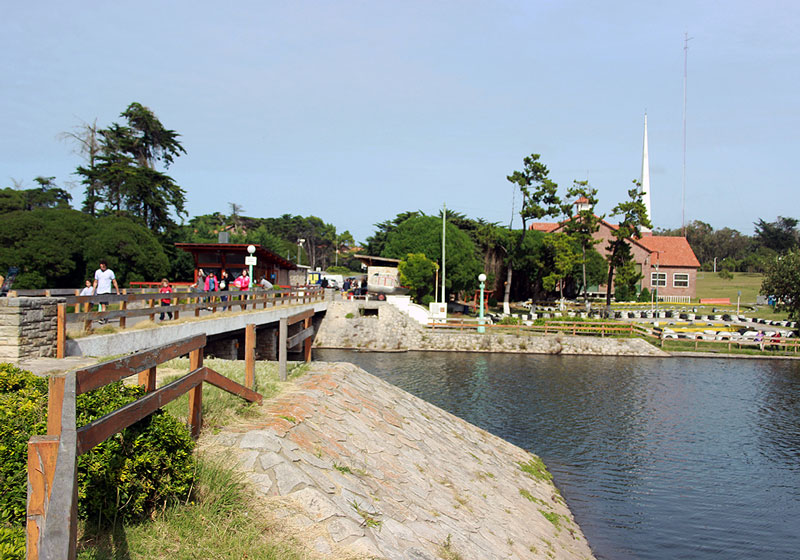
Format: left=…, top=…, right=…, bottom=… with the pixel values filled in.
left=2, top=1, right=799, bottom=243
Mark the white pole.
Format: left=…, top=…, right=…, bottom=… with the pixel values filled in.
left=441, top=203, right=446, bottom=305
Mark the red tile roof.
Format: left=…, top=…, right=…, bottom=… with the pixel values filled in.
left=637, top=236, right=701, bottom=268
left=529, top=222, right=560, bottom=232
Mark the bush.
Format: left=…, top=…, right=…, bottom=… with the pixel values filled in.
left=0, top=362, right=195, bottom=532
left=498, top=316, right=521, bottom=325
left=637, top=287, right=651, bottom=303
left=718, top=269, right=735, bottom=280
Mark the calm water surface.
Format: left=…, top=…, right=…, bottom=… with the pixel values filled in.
left=313, top=349, right=800, bottom=560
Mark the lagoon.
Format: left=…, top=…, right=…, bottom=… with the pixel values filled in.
left=313, top=349, right=800, bottom=559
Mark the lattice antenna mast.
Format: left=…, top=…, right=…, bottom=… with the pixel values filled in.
left=682, top=32, right=693, bottom=237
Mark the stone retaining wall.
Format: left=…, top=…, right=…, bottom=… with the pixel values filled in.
left=210, top=362, right=596, bottom=559
left=315, top=301, right=666, bottom=356
left=0, top=297, right=61, bottom=360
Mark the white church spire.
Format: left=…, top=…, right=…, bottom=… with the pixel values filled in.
left=640, top=113, right=652, bottom=233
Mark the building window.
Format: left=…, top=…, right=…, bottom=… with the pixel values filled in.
left=673, top=273, right=689, bottom=288
left=651, top=272, right=667, bottom=287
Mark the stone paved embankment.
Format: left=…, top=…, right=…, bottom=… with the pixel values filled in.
left=315, top=301, right=666, bottom=357
left=209, top=362, right=595, bottom=560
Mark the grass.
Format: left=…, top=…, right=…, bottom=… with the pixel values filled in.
left=77, top=454, right=308, bottom=560
left=157, top=358, right=308, bottom=429
left=437, top=534, right=464, bottom=560
left=518, top=455, right=554, bottom=483
left=695, top=271, right=764, bottom=305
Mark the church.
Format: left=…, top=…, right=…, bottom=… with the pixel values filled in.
left=531, top=115, right=701, bottom=302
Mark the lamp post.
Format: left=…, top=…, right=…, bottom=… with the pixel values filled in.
left=478, top=273, right=487, bottom=334
left=297, top=238, right=305, bottom=265
left=246, top=245, right=256, bottom=285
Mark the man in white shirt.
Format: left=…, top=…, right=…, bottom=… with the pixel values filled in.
left=93, top=260, right=120, bottom=316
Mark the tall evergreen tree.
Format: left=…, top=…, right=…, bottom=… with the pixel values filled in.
left=77, top=103, right=187, bottom=232
left=605, top=183, right=652, bottom=311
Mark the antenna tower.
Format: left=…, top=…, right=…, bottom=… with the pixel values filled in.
left=682, top=32, right=693, bottom=237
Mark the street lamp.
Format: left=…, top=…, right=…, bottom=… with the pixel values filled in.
left=478, top=273, right=487, bottom=334
left=247, top=245, right=256, bottom=286
left=297, top=238, right=305, bottom=265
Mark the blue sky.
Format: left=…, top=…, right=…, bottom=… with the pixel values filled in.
left=2, top=1, right=798, bottom=243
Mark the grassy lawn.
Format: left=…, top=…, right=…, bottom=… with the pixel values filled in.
left=77, top=359, right=324, bottom=560
left=694, top=271, right=763, bottom=305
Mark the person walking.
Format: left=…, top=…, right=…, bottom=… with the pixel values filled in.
left=92, top=259, right=120, bottom=320
left=159, top=278, right=173, bottom=321
left=219, top=269, right=229, bottom=310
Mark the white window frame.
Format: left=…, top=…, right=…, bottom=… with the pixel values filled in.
left=651, top=272, right=667, bottom=287
left=673, top=273, right=689, bottom=288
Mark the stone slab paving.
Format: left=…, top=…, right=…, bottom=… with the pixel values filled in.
left=206, top=362, right=596, bottom=560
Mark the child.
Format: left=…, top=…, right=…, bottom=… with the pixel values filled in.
left=159, top=278, right=173, bottom=321
left=79, top=280, right=94, bottom=296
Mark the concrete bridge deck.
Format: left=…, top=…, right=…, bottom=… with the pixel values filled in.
left=66, top=301, right=328, bottom=358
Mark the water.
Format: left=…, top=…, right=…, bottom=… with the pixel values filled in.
left=313, top=349, right=800, bottom=560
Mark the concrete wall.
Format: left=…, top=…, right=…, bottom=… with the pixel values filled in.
left=315, top=301, right=666, bottom=356
left=0, top=297, right=61, bottom=360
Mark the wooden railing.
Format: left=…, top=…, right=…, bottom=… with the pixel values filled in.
left=55, top=286, right=323, bottom=358
left=26, top=335, right=262, bottom=560
left=429, top=319, right=636, bottom=337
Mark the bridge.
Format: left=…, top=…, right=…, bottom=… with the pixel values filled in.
left=0, top=286, right=330, bottom=363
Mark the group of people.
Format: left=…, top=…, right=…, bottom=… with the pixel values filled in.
left=342, top=277, right=367, bottom=295
left=78, top=261, right=278, bottom=322
left=78, top=260, right=121, bottom=323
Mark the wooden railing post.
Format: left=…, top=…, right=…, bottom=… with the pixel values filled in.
left=245, top=324, right=256, bottom=389
left=188, top=348, right=204, bottom=438
left=56, top=304, right=66, bottom=359
left=26, top=437, right=60, bottom=560
left=279, top=317, right=288, bottom=382
left=149, top=296, right=156, bottom=322
left=47, top=375, right=66, bottom=436
left=138, top=367, right=157, bottom=393
left=119, top=290, right=127, bottom=329
left=303, top=316, right=312, bottom=362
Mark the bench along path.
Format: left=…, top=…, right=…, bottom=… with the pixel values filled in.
left=207, top=362, right=595, bottom=560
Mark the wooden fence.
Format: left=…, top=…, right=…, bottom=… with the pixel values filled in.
left=430, top=318, right=637, bottom=337
left=26, top=334, right=262, bottom=560
left=54, top=286, right=323, bottom=358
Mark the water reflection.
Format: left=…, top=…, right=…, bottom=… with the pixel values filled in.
left=314, top=349, right=800, bottom=560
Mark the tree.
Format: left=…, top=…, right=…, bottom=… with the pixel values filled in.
left=541, top=233, right=579, bottom=299
left=605, top=183, right=651, bottom=310
left=381, top=215, right=481, bottom=296
left=0, top=180, right=71, bottom=213
left=59, top=119, right=102, bottom=215
left=561, top=180, right=602, bottom=300
left=761, top=251, right=800, bottom=320
left=398, top=253, right=438, bottom=304
left=754, top=216, right=799, bottom=254
left=505, top=154, right=561, bottom=313
left=77, top=103, right=187, bottom=233
left=0, top=209, right=92, bottom=288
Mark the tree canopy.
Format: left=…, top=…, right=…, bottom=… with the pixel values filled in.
left=761, top=251, right=800, bottom=320
left=380, top=215, right=481, bottom=295
left=76, top=102, right=187, bottom=233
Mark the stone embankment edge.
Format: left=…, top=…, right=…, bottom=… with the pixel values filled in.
left=206, top=361, right=596, bottom=560
left=314, top=300, right=668, bottom=357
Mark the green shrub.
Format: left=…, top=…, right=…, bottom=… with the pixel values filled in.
left=0, top=362, right=195, bottom=532
left=637, top=287, right=651, bottom=303
left=0, top=526, right=25, bottom=560
left=0, top=364, right=48, bottom=526
left=498, top=316, right=521, bottom=325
